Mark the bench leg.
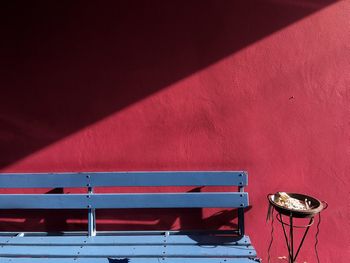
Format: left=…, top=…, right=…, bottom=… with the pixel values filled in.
left=238, top=208, right=245, bottom=236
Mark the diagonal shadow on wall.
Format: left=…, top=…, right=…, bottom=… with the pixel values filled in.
left=0, top=0, right=335, bottom=168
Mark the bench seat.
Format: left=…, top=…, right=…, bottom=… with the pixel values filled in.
left=0, top=258, right=258, bottom=263
left=0, top=233, right=257, bottom=262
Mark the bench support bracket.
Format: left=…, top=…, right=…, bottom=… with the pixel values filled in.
left=88, top=187, right=96, bottom=236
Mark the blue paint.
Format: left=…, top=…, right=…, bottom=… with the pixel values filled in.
left=0, top=193, right=248, bottom=209
left=0, top=171, right=247, bottom=188
left=0, top=258, right=257, bottom=263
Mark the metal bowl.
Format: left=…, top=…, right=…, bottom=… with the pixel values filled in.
left=268, top=193, right=325, bottom=218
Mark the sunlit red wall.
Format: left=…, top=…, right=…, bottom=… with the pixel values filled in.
left=1, top=1, right=349, bottom=262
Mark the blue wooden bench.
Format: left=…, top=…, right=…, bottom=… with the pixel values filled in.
left=0, top=171, right=259, bottom=262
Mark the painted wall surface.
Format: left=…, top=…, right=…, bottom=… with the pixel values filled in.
left=0, top=1, right=349, bottom=262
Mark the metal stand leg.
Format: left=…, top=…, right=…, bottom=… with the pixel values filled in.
left=279, top=213, right=292, bottom=260
left=293, top=218, right=313, bottom=262
left=278, top=213, right=314, bottom=263
left=289, top=214, right=293, bottom=263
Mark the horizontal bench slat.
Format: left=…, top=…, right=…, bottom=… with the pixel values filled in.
left=0, top=193, right=248, bottom=209
left=0, top=235, right=251, bottom=246
left=0, top=258, right=257, bottom=263
left=0, top=171, right=247, bottom=188
left=0, top=244, right=256, bottom=258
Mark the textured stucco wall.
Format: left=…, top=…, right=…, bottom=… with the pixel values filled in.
left=1, top=1, right=349, bottom=262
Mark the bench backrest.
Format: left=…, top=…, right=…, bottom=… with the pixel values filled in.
left=0, top=171, right=249, bottom=235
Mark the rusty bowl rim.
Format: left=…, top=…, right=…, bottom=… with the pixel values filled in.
left=267, top=192, right=324, bottom=215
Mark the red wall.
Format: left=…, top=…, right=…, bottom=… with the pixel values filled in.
left=1, top=1, right=349, bottom=262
